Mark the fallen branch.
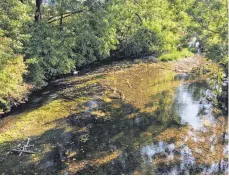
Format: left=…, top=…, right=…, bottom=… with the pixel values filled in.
left=10, top=149, right=36, bottom=154
left=125, top=79, right=133, bottom=88
left=10, top=138, right=36, bottom=156
left=19, top=138, right=30, bottom=156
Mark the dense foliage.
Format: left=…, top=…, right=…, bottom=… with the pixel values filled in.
left=0, top=0, right=228, bottom=113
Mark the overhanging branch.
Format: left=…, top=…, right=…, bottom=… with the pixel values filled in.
left=47, top=9, right=88, bottom=23
left=190, top=14, right=221, bottom=34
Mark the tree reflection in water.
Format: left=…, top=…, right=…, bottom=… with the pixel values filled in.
left=140, top=81, right=228, bottom=175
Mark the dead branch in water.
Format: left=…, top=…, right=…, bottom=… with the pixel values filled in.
left=10, top=149, right=36, bottom=154
left=10, top=138, right=36, bottom=156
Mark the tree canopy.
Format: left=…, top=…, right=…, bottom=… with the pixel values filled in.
left=0, top=0, right=228, bottom=113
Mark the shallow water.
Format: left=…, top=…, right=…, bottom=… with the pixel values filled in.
left=139, top=81, right=228, bottom=175
left=0, top=63, right=228, bottom=175
left=96, top=65, right=228, bottom=175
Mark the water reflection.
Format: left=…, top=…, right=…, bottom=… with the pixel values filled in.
left=174, top=83, right=216, bottom=130
left=105, top=65, right=228, bottom=174
left=139, top=81, right=228, bottom=174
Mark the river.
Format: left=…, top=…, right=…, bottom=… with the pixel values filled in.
left=0, top=58, right=228, bottom=174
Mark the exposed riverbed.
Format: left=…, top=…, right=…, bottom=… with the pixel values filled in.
left=0, top=56, right=228, bottom=174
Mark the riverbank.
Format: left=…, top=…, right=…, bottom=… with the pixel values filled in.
left=0, top=56, right=227, bottom=174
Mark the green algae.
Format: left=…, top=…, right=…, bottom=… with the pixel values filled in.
left=0, top=57, right=227, bottom=174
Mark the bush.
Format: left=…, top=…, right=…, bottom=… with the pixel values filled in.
left=0, top=55, right=31, bottom=113
left=159, top=48, right=194, bottom=61
left=0, top=38, right=30, bottom=113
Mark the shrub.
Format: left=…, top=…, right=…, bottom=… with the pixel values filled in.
left=159, top=48, right=194, bottom=61
left=0, top=38, right=30, bottom=113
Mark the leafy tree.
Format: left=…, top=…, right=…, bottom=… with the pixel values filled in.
left=0, top=38, right=30, bottom=113
left=187, top=0, right=228, bottom=65
left=0, top=0, right=31, bottom=113
left=0, top=0, right=227, bottom=113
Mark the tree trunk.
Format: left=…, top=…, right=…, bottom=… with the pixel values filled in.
left=35, top=0, right=42, bottom=22
left=59, top=14, right=63, bottom=31
left=59, top=0, right=63, bottom=31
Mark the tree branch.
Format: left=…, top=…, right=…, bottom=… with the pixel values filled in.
left=196, top=20, right=220, bottom=34
left=135, top=13, right=143, bottom=25
left=190, top=14, right=220, bottom=34
left=47, top=10, right=88, bottom=23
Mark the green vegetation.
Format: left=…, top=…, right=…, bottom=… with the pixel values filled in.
left=0, top=38, right=30, bottom=113
left=159, top=49, right=194, bottom=61
left=0, top=0, right=228, bottom=114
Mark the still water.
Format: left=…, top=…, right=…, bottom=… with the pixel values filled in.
left=140, top=81, right=228, bottom=175
left=0, top=62, right=228, bottom=175
left=72, top=65, right=228, bottom=175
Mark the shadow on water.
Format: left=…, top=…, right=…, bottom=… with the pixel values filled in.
left=3, top=75, right=103, bottom=118
left=0, top=97, right=172, bottom=174
left=0, top=63, right=228, bottom=175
